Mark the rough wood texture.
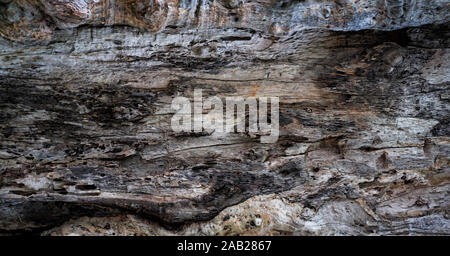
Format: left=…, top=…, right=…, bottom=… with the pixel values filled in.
left=0, top=0, right=449, bottom=235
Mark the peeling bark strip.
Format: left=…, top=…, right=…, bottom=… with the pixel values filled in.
left=0, top=1, right=449, bottom=235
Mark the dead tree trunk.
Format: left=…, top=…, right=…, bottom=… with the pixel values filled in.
left=0, top=0, right=449, bottom=235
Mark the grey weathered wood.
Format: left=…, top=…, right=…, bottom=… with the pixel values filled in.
left=0, top=0, right=449, bottom=235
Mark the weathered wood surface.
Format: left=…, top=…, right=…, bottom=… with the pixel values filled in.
left=0, top=0, right=449, bottom=235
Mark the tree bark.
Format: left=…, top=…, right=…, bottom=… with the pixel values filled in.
left=0, top=0, right=449, bottom=235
